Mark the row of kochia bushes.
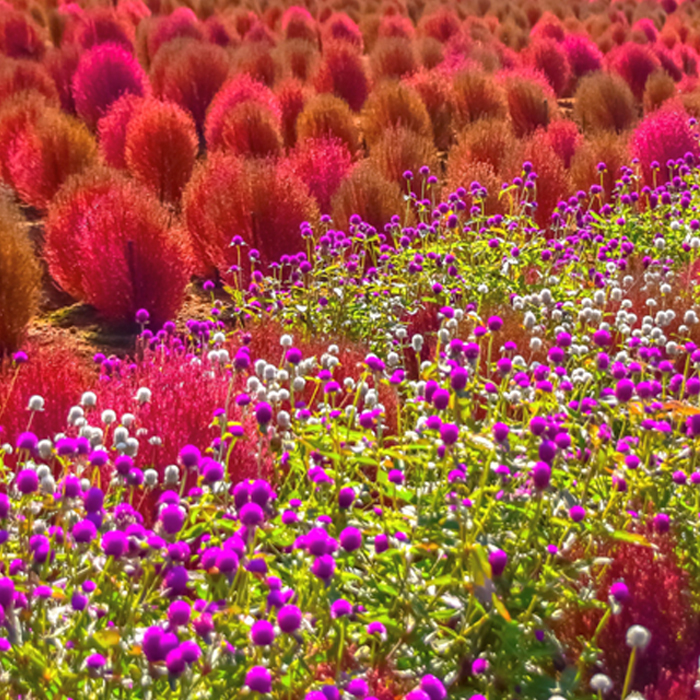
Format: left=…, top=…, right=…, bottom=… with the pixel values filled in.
left=2, top=0, right=700, bottom=353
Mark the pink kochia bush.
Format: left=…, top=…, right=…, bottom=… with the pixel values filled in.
left=44, top=168, right=191, bottom=326
left=183, top=152, right=318, bottom=278
left=204, top=74, right=280, bottom=151
left=631, top=102, right=700, bottom=185
left=124, top=99, right=198, bottom=203
left=71, top=43, right=150, bottom=129
left=97, top=93, right=144, bottom=169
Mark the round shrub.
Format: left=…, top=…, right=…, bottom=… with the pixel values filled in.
left=273, top=38, right=320, bottom=83
left=570, top=131, right=630, bottom=201
left=330, top=159, right=404, bottom=233
left=643, top=69, right=676, bottom=114
left=0, top=11, right=45, bottom=60
left=150, top=38, right=230, bottom=138
left=563, top=34, right=603, bottom=80
left=71, top=43, right=150, bottom=130
left=370, top=37, right=417, bottom=82
left=296, top=93, right=360, bottom=156
left=0, top=58, right=59, bottom=106
left=204, top=74, right=280, bottom=151
left=525, top=37, right=572, bottom=97
left=606, top=43, right=661, bottom=101
left=314, top=40, right=369, bottom=111
left=321, top=13, right=363, bottom=52
left=368, top=126, right=439, bottom=189
left=276, top=77, right=308, bottom=148
left=0, top=92, right=48, bottom=184
left=45, top=168, right=191, bottom=326
left=452, top=69, right=507, bottom=129
left=218, top=101, right=283, bottom=159
left=124, top=99, right=198, bottom=203
left=281, top=6, right=318, bottom=45
left=501, top=70, right=557, bottom=137
left=360, top=80, right=432, bottom=148
left=183, top=153, right=319, bottom=278
left=573, top=72, right=637, bottom=134
left=97, top=93, right=145, bottom=170
left=0, top=197, right=40, bottom=354
left=44, top=45, right=81, bottom=114
left=406, top=68, right=456, bottom=151
left=147, top=7, right=204, bottom=63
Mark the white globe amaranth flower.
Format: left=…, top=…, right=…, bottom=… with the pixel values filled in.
left=36, top=464, right=50, bottom=480
left=27, top=395, right=45, bottom=412
left=590, top=674, right=612, bottom=693
left=212, top=331, right=226, bottom=345
left=277, top=411, right=291, bottom=429
left=67, top=405, right=84, bottom=425
left=40, top=475, right=56, bottom=494
left=280, top=334, right=293, bottom=348
left=164, top=465, right=179, bottom=485
left=135, top=387, right=152, bottom=404
left=125, top=437, right=139, bottom=457
left=121, top=413, right=135, bottom=428
left=292, top=377, right=306, bottom=393
left=144, top=469, right=158, bottom=487
left=37, top=439, right=52, bottom=460
left=81, top=391, right=97, bottom=407
left=626, top=624, right=651, bottom=650
left=255, top=359, right=266, bottom=377
left=411, top=334, right=424, bottom=352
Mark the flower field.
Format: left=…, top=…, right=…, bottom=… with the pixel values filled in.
left=3, top=0, right=700, bottom=698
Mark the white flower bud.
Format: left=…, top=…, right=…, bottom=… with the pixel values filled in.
left=626, top=624, right=651, bottom=650
left=36, top=464, right=50, bottom=479
left=38, top=439, right=52, bottom=459
left=27, top=395, right=45, bottom=412
left=255, top=359, right=267, bottom=377
left=135, top=387, right=151, bottom=404
left=121, top=413, right=135, bottom=428
left=328, top=344, right=339, bottom=355
left=280, top=334, right=293, bottom=348
left=278, top=389, right=290, bottom=402
left=293, top=377, right=306, bottom=392
left=144, top=469, right=158, bottom=487
left=411, top=334, right=424, bottom=352
left=213, top=332, right=226, bottom=345
left=125, top=437, right=139, bottom=456
left=67, top=405, right=84, bottom=425
left=81, top=391, right=97, bottom=407
left=113, top=427, right=129, bottom=445
left=523, top=312, right=536, bottom=330
left=277, top=411, right=291, bottom=428
left=40, top=475, right=56, bottom=494
left=164, top=465, right=179, bottom=484
left=530, top=338, right=542, bottom=351
left=590, top=674, right=612, bottom=693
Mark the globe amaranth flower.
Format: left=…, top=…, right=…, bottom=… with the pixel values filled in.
left=610, top=581, right=630, bottom=604
left=311, top=554, right=335, bottom=581
left=347, top=678, right=368, bottom=698
left=168, top=600, right=191, bottom=627
left=250, top=619, right=275, bottom=646
left=367, top=621, right=386, bottom=638
left=278, top=604, right=302, bottom=633
left=246, top=665, right=272, bottom=693
left=330, top=599, right=352, bottom=618
left=338, top=487, right=355, bottom=509
left=440, top=422, right=459, bottom=446
left=421, top=674, right=447, bottom=700
left=626, top=624, right=651, bottom=650
left=488, top=549, right=508, bottom=577
left=532, top=462, right=551, bottom=490
left=86, top=653, right=107, bottom=671
left=16, top=469, right=38, bottom=495
left=16, top=432, right=38, bottom=452
left=255, top=402, right=273, bottom=426
left=180, top=640, right=201, bottom=664
left=240, top=502, right=264, bottom=527
left=101, top=531, right=128, bottom=558
left=339, top=527, right=362, bottom=552
left=654, top=512, right=670, bottom=533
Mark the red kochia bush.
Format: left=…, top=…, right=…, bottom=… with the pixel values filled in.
left=218, top=101, right=283, bottom=158
left=70, top=7, right=135, bottom=52
left=406, top=68, right=456, bottom=151
left=97, top=93, right=144, bottom=169
left=418, top=7, right=461, bottom=44
left=44, top=45, right=81, bottom=113
left=7, top=108, right=97, bottom=211
left=322, top=13, right=363, bottom=51
left=0, top=92, right=47, bottom=183
left=500, top=69, right=556, bottom=137
left=296, top=92, right=360, bottom=156
left=281, top=6, right=318, bottom=44
left=0, top=11, right=45, bottom=60
left=0, top=58, right=59, bottom=106
left=631, top=101, right=700, bottom=185
left=150, top=39, right=229, bottom=138
left=183, top=153, right=319, bottom=278
left=314, top=40, right=369, bottom=111
left=541, top=120, right=583, bottom=169
left=71, top=43, right=150, bottom=129
left=606, top=43, right=661, bottom=101
left=45, top=168, right=191, bottom=326
left=124, top=99, right=198, bottom=203
left=563, top=34, right=603, bottom=80
left=281, top=136, right=353, bottom=212
left=276, top=77, right=307, bottom=147
left=378, top=14, right=415, bottom=41
left=147, top=7, right=203, bottom=61
left=204, top=74, right=280, bottom=151
left=525, top=37, right=571, bottom=97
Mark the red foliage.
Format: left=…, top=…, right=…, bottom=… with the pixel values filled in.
left=631, top=101, right=700, bottom=186
left=71, top=43, right=150, bottom=130
left=654, top=44, right=683, bottom=82
left=124, top=99, right=198, bottom=203
left=183, top=153, right=318, bottom=278
left=562, top=34, right=603, bottom=79
left=322, top=13, right=363, bottom=52
left=0, top=10, right=45, bottom=60
left=0, top=58, right=59, bottom=106
left=282, top=136, right=353, bottom=212
left=204, top=74, right=280, bottom=151
left=541, top=120, right=583, bottom=169
left=147, top=7, right=203, bottom=61
left=556, top=533, right=700, bottom=696
left=97, top=93, right=145, bottom=169
left=204, top=15, right=236, bottom=47
left=150, top=38, right=229, bottom=138
left=0, top=341, right=94, bottom=448
left=276, top=77, right=307, bottom=147
left=370, top=37, right=417, bottom=81
left=44, top=45, right=81, bottom=113
left=418, top=7, right=461, bottom=45
left=314, top=40, right=369, bottom=111
left=6, top=108, right=97, bottom=211
left=218, top=101, right=282, bottom=159
left=405, top=67, right=456, bottom=151
left=525, top=37, right=571, bottom=97
left=70, top=7, right=135, bottom=52
left=281, top=6, right=318, bottom=44
left=378, top=14, right=415, bottom=41
left=606, top=43, right=661, bottom=101
left=530, top=11, right=565, bottom=43
left=45, top=169, right=192, bottom=326
left=0, top=92, right=45, bottom=184
left=500, top=69, right=557, bottom=137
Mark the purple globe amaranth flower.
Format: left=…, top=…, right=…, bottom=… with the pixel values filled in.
left=569, top=505, right=586, bottom=522
left=165, top=566, right=189, bottom=594
left=471, top=659, right=489, bottom=675
left=168, top=600, right=191, bottom=627
left=16, top=432, right=38, bottom=452
left=102, top=530, right=127, bottom=557
left=687, top=414, right=700, bottom=437
left=532, top=462, right=551, bottom=490
left=406, top=692, right=430, bottom=700
left=16, top=469, right=38, bottom=495
left=331, top=598, right=352, bottom=618
left=143, top=626, right=165, bottom=662
left=615, top=378, right=635, bottom=403
left=202, top=460, right=224, bottom=484
left=340, top=527, right=362, bottom=552
left=374, top=534, right=389, bottom=553
left=347, top=678, right=368, bottom=698
left=432, top=389, right=450, bottom=410
left=0, top=579, right=14, bottom=610
left=489, top=549, right=508, bottom=577
left=487, top=315, right=503, bottom=332
left=492, top=422, right=509, bottom=442
left=160, top=505, right=185, bottom=535
left=538, top=440, right=557, bottom=463
left=180, top=640, right=201, bottom=664
left=179, top=445, right=201, bottom=468
left=311, top=554, right=336, bottom=581
left=450, top=367, right=468, bottom=391
left=610, top=581, right=630, bottom=603
left=250, top=619, right=275, bottom=646
left=73, top=519, right=97, bottom=544
left=193, top=613, right=214, bottom=638
left=654, top=512, right=670, bottom=533
left=440, top=423, right=459, bottom=446
left=367, top=621, right=386, bottom=637
left=86, top=653, right=107, bottom=670
left=278, top=604, right=302, bottom=633
left=83, top=487, right=104, bottom=513
left=240, top=502, right=264, bottom=527
left=246, top=665, right=272, bottom=693
left=166, top=647, right=186, bottom=676
left=255, top=402, right=273, bottom=426
left=421, top=674, right=447, bottom=700
left=338, top=487, right=355, bottom=509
